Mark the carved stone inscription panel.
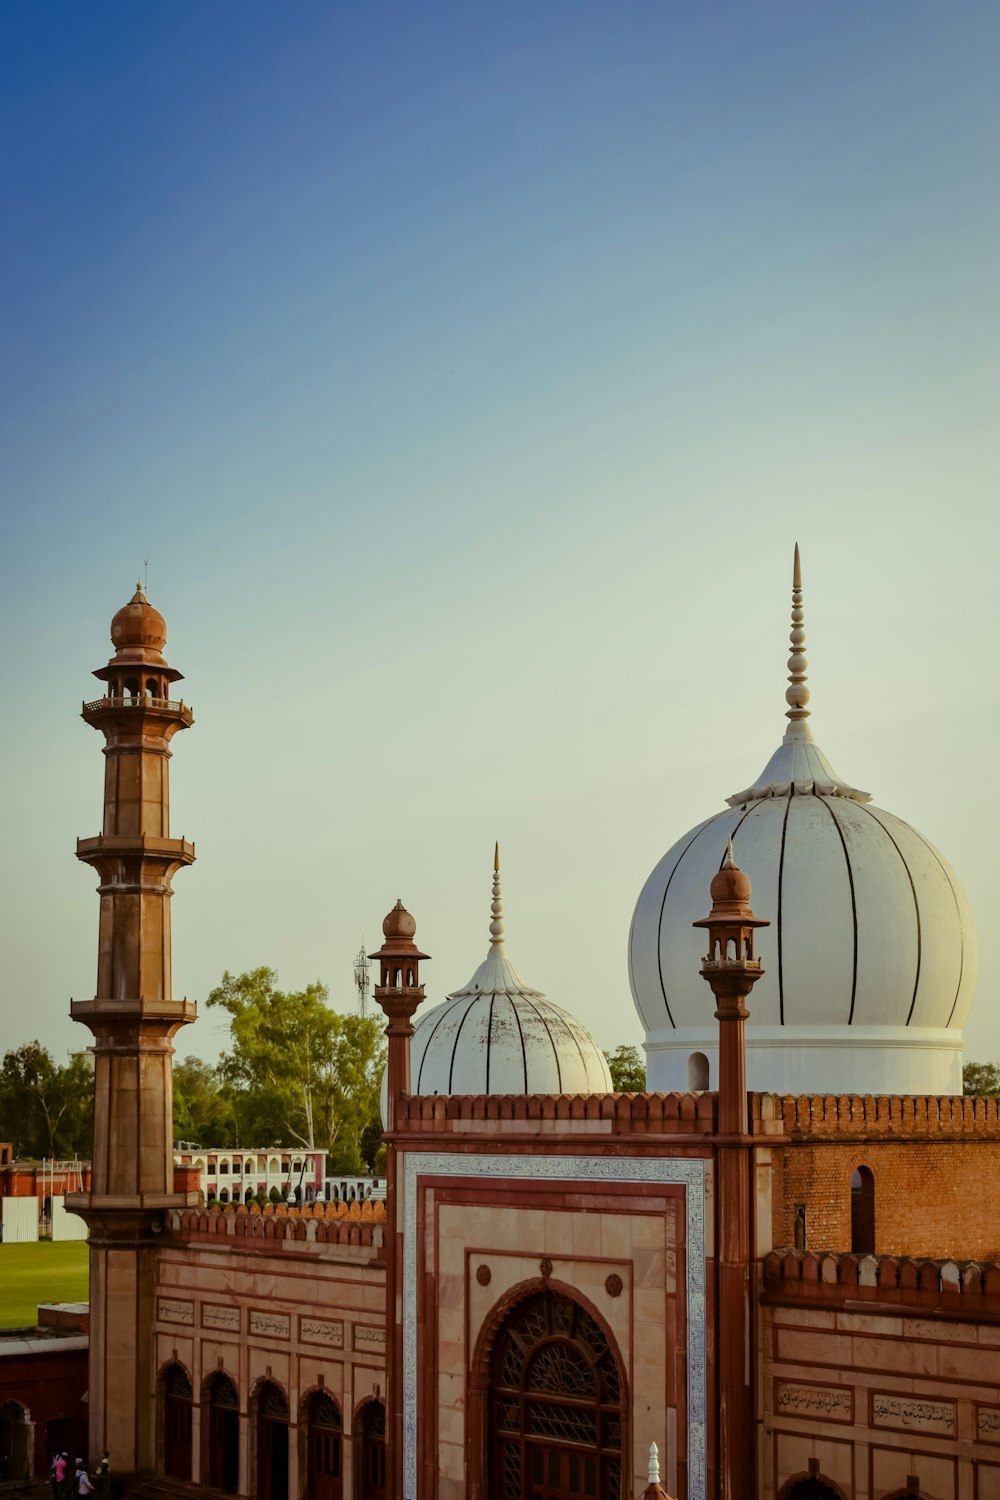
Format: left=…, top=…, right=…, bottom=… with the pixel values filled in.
left=871, top=1393, right=955, bottom=1435
left=776, top=1383, right=853, bottom=1422
left=157, top=1297, right=193, bottom=1326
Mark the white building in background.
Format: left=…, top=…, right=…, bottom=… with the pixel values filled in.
left=171, top=1146, right=325, bottom=1202
left=629, top=546, right=977, bottom=1098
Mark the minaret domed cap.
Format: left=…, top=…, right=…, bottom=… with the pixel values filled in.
left=693, top=839, right=769, bottom=931
left=383, top=899, right=417, bottom=941
left=369, top=900, right=429, bottom=962
left=708, top=837, right=751, bottom=905
left=110, top=583, right=167, bottom=655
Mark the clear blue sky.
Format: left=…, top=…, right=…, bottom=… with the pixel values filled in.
left=1, top=2, right=998, bottom=1068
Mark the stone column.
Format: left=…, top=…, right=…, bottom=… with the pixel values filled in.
left=370, top=902, right=429, bottom=1500
left=67, top=586, right=199, bottom=1474
left=694, top=843, right=769, bottom=1500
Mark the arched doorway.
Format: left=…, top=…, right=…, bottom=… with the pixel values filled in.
left=851, top=1166, right=875, bottom=1253
left=779, top=1478, right=845, bottom=1500
left=304, top=1392, right=342, bottom=1500
left=355, top=1401, right=386, bottom=1500
left=687, top=1052, right=710, bottom=1090
left=489, top=1290, right=624, bottom=1500
left=206, top=1372, right=240, bottom=1492
left=256, top=1381, right=289, bottom=1500
left=163, top=1365, right=193, bottom=1481
left=0, top=1402, right=31, bottom=1483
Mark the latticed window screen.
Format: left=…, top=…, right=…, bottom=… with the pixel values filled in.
left=166, top=1365, right=192, bottom=1399
left=211, top=1374, right=239, bottom=1410
left=309, top=1392, right=342, bottom=1430
left=490, top=1292, right=623, bottom=1500
left=259, top=1382, right=289, bottom=1421
left=781, top=1482, right=844, bottom=1500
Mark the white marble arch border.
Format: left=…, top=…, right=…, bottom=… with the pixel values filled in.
left=401, top=1151, right=707, bottom=1500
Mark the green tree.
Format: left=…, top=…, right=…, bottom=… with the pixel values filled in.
left=603, top=1044, right=646, bottom=1093
left=963, top=1060, right=1000, bottom=1096
left=0, top=1044, right=94, bottom=1159
left=172, top=1057, right=237, bottom=1146
left=206, top=968, right=385, bottom=1156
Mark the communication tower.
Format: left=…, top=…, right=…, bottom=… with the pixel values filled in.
left=354, top=940, right=371, bottom=1017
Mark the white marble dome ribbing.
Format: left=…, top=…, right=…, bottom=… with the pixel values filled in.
left=628, top=549, right=977, bottom=1097
left=382, top=853, right=612, bottom=1121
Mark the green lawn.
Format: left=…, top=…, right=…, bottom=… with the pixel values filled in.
left=0, top=1242, right=89, bottom=1327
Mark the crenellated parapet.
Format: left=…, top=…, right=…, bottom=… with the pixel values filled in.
left=395, top=1088, right=795, bottom=1136
left=166, top=1205, right=386, bottom=1258
left=763, top=1247, right=1000, bottom=1315
left=775, top=1092, right=1000, bottom=1139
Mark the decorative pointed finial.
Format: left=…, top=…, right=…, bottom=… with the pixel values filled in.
left=489, top=845, right=505, bottom=948
left=723, top=835, right=736, bottom=869
left=648, top=1442, right=661, bottom=1484
left=785, top=541, right=810, bottom=727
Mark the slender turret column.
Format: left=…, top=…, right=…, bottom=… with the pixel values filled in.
left=693, top=841, right=769, bottom=1500
left=67, top=585, right=198, bottom=1475
left=370, top=901, right=429, bottom=1500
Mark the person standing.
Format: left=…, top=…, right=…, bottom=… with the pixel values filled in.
left=97, top=1453, right=110, bottom=1500
left=55, top=1453, right=68, bottom=1500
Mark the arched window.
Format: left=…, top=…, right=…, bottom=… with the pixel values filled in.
left=687, top=1052, right=710, bottom=1090
left=305, top=1391, right=342, bottom=1500
left=490, top=1291, right=624, bottom=1500
left=851, top=1166, right=875, bottom=1254
left=356, top=1400, right=386, bottom=1500
left=205, top=1373, right=240, bottom=1493
left=163, top=1364, right=193, bottom=1481
left=256, top=1381, right=289, bottom=1500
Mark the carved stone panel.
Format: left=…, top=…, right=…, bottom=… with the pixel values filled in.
left=157, top=1298, right=193, bottom=1326
left=871, top=1393, right=956, bottom=1435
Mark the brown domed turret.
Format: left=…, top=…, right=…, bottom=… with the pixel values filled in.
left=110, top=583, right=167, bottom=657
left=370, top=899, right=430, bottom=980
left=708, top=859, right=751, bottom=908
left=383, top=899, right=417, bottom=942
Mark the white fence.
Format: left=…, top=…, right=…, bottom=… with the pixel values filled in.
left=1, top=1196, right=39, bottom=1243
left=51, top=1195, right=87, bottom=1241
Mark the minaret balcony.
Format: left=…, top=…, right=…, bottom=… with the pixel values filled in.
left=82, top=694, right=194, bottom=727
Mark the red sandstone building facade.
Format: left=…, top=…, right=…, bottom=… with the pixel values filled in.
left=52, top=580, right=1000, bottom=1500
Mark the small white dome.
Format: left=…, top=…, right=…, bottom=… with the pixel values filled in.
left=382, top=852, right=612, bottom=1119
left=628, top=550, right=977, bottom=1096
left=411, top=946, right=613, bottom=1097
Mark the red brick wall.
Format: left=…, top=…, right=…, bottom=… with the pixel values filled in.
left=773, top=1138, right=1000, bottom=1259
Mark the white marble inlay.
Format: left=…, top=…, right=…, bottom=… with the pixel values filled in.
left=401, top=1152, right=706, bottom=1500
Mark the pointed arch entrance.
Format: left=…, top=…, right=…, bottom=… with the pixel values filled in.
left=205, top=1372, right=240, bottom=1493
left=162, top=1364, right=193, bottom=1480
left=256, top=1381, right=289, bottom=1500
left=488, top=1289, right=625, bottom=1500
left=304, top=1390, right=342, bottom=1500
left=355, top=1400, right=386, bottom=1500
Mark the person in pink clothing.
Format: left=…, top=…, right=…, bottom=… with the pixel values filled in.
left=54, top=1454, right=67, bottom=1500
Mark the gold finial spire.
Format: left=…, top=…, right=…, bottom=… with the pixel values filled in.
left=785, top=541, right=810, bottom=727
left=489, top=844, right=505, bottom=948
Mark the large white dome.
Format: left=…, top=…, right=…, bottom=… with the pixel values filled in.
left=383, top=853, right=612, bottom=1120
left=628, top=551, right=977, bottom=1096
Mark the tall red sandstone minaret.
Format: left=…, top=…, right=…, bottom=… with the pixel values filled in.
left=370, top=901, right=429, bottom=1500
left=694, top=839, right=769, bottom=1500
left=67, top=584, right=198, bottom=1472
